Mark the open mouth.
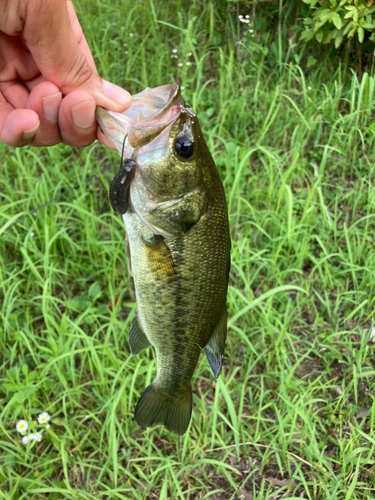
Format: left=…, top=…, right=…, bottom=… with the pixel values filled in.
left=95, top=84, right=183, bottom=154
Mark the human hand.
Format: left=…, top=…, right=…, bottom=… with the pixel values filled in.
left=0, top=0, right=131, bottom=148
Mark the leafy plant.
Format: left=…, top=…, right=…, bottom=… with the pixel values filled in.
left=301, top=0, right=375, bottom=47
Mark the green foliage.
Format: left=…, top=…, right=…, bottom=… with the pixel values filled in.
left=301, top=0, right=375, bottom=47
left=1, top=0, right=375, bottom=498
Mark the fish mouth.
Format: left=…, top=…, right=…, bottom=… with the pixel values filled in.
left=96, top=84, right=183, bottom=155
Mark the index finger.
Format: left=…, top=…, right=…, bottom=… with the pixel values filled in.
left=22, top=0, right=130, bottom=111
left=65, top=0, right=97, bottom=73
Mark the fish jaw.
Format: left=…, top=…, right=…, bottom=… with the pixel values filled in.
left=95, top=84, right=183, bottom=156
left=95, top=106, right=132, bottom=155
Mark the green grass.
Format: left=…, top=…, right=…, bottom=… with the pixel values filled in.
left=1, top=1, right=375, bottom=498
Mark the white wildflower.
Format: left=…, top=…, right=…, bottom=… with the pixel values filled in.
left=38, top=412, right=50, bottom=424
left=308, top=86, right=312, bottom=90
left=22, top=436, right=29, bottom=444
left=180, top=86, right=185, bottom=90
left=186, top=61, right=192, bottom=66
left=46, top=424, right=50, bottom=429
left=178, top=63, right=183, bottom=67
left=172, top=49, right=177, bottom=53
left=370, top=327, right=375, bottom=342
left=129, top=33, right=134, bottom=37
left=34, top=432, right=42, bottom=442
left=16, top=420, right=28, bottom=433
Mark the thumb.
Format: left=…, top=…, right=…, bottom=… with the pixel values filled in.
left=22, top=0, right=130, bottom=112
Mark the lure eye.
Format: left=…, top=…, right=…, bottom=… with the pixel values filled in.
left=175, top=136, right=194, bottom=158
left=123, top=158, right=137, bottom=173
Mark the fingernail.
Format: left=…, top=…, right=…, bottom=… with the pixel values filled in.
left=71, top=101, right=96, bottom=129
left=22, top=123, right=39, bottom=141
left=103, top=80, right=131, bottom=105
left=42, top=92, right=62, bottom=123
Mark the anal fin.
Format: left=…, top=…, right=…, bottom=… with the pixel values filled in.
left=128, top=311, right=151, bottom=355
left=204, top=307, right=227, bottom=378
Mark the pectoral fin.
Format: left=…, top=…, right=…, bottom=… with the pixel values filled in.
left=144, top=237, right=177, bottom=284
left=128, top=311, right=151, bottom=355
left=204, top=307, right=227, bottom=378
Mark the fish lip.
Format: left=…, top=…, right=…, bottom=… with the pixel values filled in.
left=95, top=106, right=127, bottom=154
left=95, top=84, right=183, bottom=154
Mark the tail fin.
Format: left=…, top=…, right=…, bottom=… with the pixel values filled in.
left=134, top=382, right=192, bottom=435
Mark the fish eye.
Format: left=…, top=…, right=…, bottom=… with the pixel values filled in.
left=175, top=136, right=194, bottom=158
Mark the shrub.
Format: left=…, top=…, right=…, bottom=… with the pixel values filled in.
left=301, top=0, right=375, bottom=48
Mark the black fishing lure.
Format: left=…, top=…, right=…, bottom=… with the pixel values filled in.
left=109, top=136, right=136, bottom=214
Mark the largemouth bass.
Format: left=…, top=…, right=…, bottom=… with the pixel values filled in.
left=96, top=84, right=230, bottom=435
